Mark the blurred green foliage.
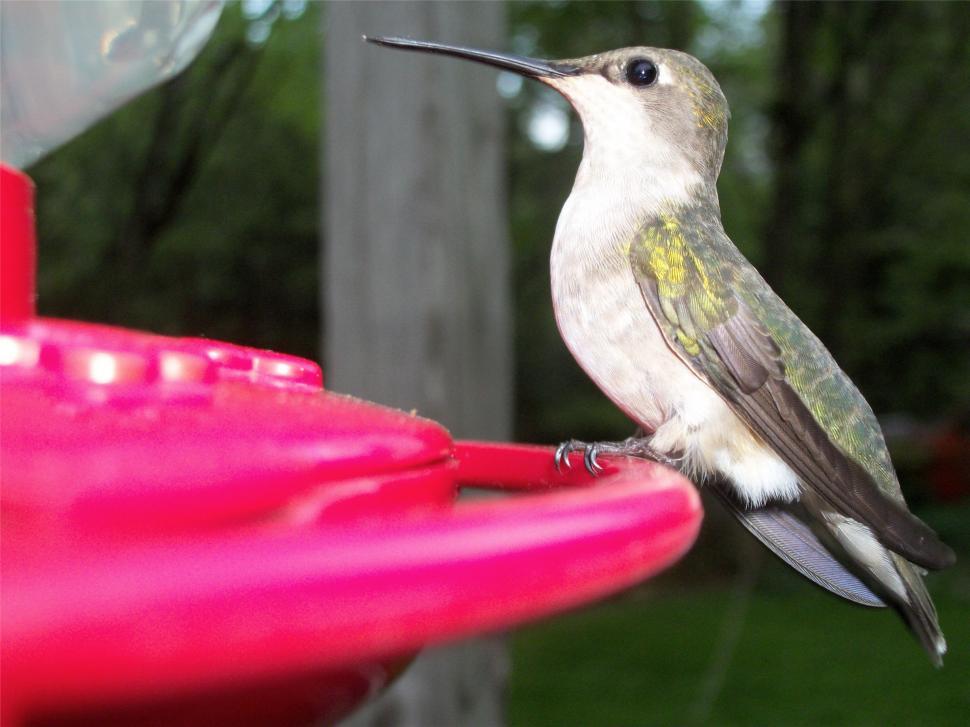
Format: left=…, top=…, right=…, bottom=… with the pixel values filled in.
left=507, top=498, right=970, bottom=725
left=30, top=1, right=321, bottom=359
left=509, top=547, right=970, bottom=726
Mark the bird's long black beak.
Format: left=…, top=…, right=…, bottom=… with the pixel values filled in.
left=364, top=36, right=580, bottom=79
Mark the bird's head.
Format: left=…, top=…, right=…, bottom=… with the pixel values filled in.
left=365, top=37, right=730, bottom=185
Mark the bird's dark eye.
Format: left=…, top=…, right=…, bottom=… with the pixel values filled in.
left=625, top=58, right=658, bottom=87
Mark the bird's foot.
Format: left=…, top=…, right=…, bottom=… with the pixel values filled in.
left=554, top=436, right=678, bottom=475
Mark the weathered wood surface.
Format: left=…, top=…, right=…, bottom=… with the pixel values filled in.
left=324, top=0, right=512, bottom=439
left=323, top=2, right=511, bottom=726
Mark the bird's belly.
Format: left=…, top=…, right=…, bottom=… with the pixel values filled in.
left=550, top=260, right=712, bottom=432
left=551, top=260, right=800, bottom=506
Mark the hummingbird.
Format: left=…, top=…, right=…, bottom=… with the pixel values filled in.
left=365, top=36, right=956, bottom=665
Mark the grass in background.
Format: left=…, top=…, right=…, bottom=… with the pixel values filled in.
left=509, top=508, right=970, bottom=726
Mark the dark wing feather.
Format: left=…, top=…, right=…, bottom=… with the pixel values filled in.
left=631, top=212, right=954, bottom=570
left=706, top=312, right=777, bottom=393
left=710, top=481, right=885, bottom=607
left=704, top=299, right=952, bottom=569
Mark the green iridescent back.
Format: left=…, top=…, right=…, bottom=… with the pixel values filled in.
left=631, top=200, right=904, bottom=503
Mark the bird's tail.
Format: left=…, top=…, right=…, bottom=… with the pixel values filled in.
left=800, top=506, right=947, bottom=667
left=893, top=554, right=947, bottom=667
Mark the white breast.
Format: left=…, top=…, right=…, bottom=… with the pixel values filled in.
left=548, top=171, right=800, bottom=507
left=549, top=182, right=717, bottom=435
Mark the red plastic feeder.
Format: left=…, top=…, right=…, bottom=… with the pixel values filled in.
left=0, top=165, right=702, bottom=726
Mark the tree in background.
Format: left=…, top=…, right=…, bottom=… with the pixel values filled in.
left=763, top=1, right=970, bottom=420
left=324, top=3, right=512, bottom=725
left=30, top=1, right=320, bottom=359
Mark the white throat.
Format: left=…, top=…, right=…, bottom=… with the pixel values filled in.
left=546, top=73, right=702, bottom=265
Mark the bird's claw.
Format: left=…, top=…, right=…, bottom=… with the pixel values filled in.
left=584, top=444, right=604, bottom=475
left=555, top=439, right=580, bottom=472
left=555, top=439, right=605, bottom=476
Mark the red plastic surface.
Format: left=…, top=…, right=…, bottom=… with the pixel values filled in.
left=1, top=320, right=450, bottom=541
left=0, top=166, right=36, bottom=321
left=1, top=164, right=702, bottom=726
left=3, top=450, right=697, bottom=722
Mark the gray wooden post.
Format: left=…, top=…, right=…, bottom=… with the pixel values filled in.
left=323, top=2, right=511, bottom=725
